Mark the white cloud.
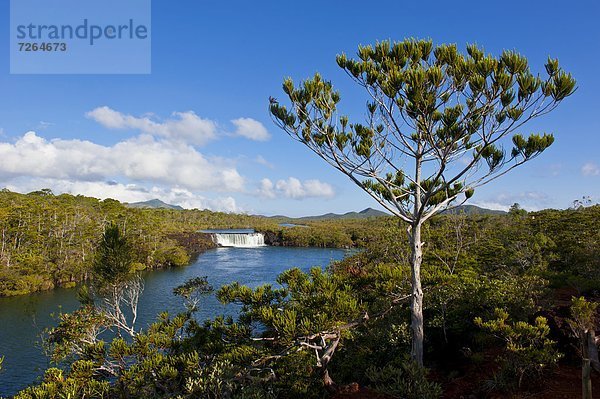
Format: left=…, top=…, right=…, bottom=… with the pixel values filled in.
left=258, top=178, right=276, bottom=199
left=259, top=177, right=335, bottom=200
left=0, top=131, right=244, bottom=192
left=88, top=107, right=271, bottom=144
left=302, top=179, right=336, bottom=198
left=582, top=162, right=600, bottom=176
left=468, top=201, right=511, bottom=212
left=86, top=106, right=218, bottom=146
left=231, top=118, right=270, bottom=141
left=472, top=191, right=550, bottom=212
left=197, top=196, right=239, bottom=213
left=276, top=178, right=304, bottom=199
left=4, top=178, right=240, bottom=213
left=153, top=187, right=239, bottom=212
left=255, top=155, right=274, bottom=169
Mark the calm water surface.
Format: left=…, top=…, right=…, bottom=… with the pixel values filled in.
left=0, top=246, right=350, bottom=396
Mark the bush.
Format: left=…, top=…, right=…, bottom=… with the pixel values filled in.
left=475, top=309, right=562, bottom=391
left=151, top=240, right=190, bottom=267
left=365, top=357, right=442, bottom=399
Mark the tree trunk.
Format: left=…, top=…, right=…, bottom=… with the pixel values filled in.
left=583, top=358, right=592, bottom=399
left=409, top=223, right=424, bottom=366
left=321, top=369, right=337, bottom=393
left=583, top=332, right=593, bottom=399
left=588, top=330, right=600, bottom=373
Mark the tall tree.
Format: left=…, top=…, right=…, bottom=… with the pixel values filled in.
left=91, top=223, right=143, bottom=337
left=270, top=39, right=575, bottom=365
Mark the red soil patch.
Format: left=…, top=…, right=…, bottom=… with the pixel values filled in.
left=528, top=364, right=600, bottom=399
left=444, top=364, right=600, bottom=398
left=331, top=383, right=394, bottom=399
left=437, top=347, right=502, bottom=399
left=440, top=285, right=600, bottom=399
left=329, top=362, right=599, bottom=398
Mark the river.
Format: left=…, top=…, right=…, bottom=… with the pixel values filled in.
left=0, top=246, right=351, bottom=396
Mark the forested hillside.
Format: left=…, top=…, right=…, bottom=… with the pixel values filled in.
left=0, top=190, right=381, bottom=297
left=0, top=190, right=278, bottom=296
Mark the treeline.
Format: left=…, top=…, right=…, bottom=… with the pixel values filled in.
left=0, top=190, right=281, bottom=297
left=262, top=218, right=379, bottom=248
left=0, top=190, right=389, bottom=297
left=1, top=189, right=398, bottom=297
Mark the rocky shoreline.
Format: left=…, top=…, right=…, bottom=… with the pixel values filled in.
left=167, top=231, right=218, bottom=261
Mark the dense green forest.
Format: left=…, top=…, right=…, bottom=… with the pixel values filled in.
left=0, top=190, right=371, bottom=297
left=4, top=188, right=599, bottom=398
left=0, top=189, right=266, bottom=296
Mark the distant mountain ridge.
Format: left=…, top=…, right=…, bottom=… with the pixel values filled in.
left=126, top=199, right=184, bottom=210
left=294, top=207, right=389, bottom=221
left=270, top=204, right=504, bottom=221
left=125, top=200, right=504, bottom=217
left=443, top=204, right=506, bottom=215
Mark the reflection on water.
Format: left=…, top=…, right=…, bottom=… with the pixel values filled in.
left=0, top=246, right=350, bottom=396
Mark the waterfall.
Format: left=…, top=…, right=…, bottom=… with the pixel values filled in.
left=212, top=232, right=266, bottom=248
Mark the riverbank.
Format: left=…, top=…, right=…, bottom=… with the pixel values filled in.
left=167, top=231, right=217, bottom=261
left=0, top=230, right=218, bottom=298
left=0, top=190, right=280, bottom=297
left=0, top=245, right=353, bottom=397
left=0, top=188, right=378, bottom=297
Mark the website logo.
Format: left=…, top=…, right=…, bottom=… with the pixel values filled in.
left=10, top=0, right=151, bottom=74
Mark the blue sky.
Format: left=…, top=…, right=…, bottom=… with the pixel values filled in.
left=0, top=0, right=598, bottom=216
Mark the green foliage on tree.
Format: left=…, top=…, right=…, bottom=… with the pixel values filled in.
left=534, top=206, right=600, bottom=291
left=569, top=296, right=598, bottom=336
left=87, top=224, right=144, bottom=338
left=509, top=202, right=527, bottom=216
left=568, top=296, right=599, bottom=399
left=21, top=270, right=361, bottom=398
left=271, top=38, right=575, bottom=365
left=173, top=276, right=213, bottom=312
left=93, top=223, right=135, bottom=288
left=14, top=366, right=110, bottom=399
left=45, top=305, right=108, bottom=364
left=475, top=309, right=562, bottom=391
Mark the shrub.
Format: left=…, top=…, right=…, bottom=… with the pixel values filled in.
left=365, top=357, right=442, bottom=399
left=475, top=309, right=562, bottom=391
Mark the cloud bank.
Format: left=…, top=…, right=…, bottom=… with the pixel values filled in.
left=0, top=131, right=244, bottom=192
left=87, top=106, right=219, bottom=146
left=4, top=177, right=240, bottom=213
left=259, top=177, right=335, bottom=199
left=0, top=107, right=333, bottom=212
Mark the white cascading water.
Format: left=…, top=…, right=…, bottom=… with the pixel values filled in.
left=213, top=233, right=266, bottom=248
